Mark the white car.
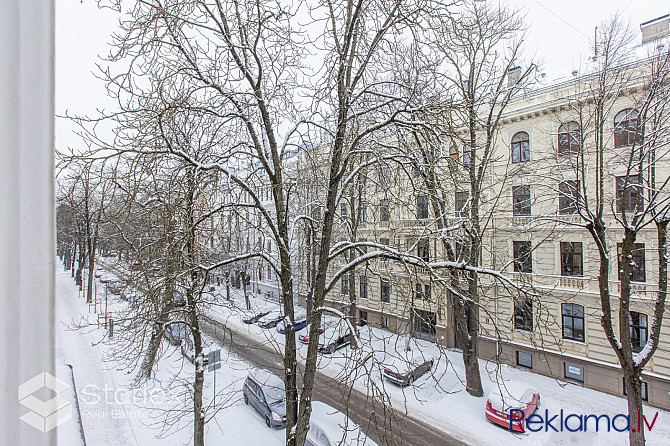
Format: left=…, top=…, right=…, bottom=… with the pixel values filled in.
left=305, top=401, right=377, bottom=446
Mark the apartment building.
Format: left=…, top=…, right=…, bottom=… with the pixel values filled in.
left=310, top=54, right=670, bottom=409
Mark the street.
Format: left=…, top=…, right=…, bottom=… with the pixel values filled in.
left=200, top=316, right=468, bottom=446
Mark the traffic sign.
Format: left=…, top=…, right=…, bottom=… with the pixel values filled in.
left=208, top=362, right=221, bottom=372
left=208, top=349, right=221, bottom=365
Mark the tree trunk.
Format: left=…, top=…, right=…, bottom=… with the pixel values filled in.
left=624, top=368, right=646, bottom=446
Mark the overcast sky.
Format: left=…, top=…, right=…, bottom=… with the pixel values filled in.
left=55, top=0, right=668, bottom=152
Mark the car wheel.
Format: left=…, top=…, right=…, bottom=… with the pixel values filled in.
left=536, top=395, right=541, bottom=409
left=265, top=416, right=272, bottom=428
left=408, top=375, right=415, bottom=386
left=243, top=394, right=248, bottom=405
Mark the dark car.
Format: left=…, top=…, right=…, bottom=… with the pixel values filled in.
left=163, top=323, right=188, bottom=346
left=243, top=310, right=270, bottom=324
left=276, top=310, right=308, bottom=334
left=257, top=310, right=284, bottom=329
left=318, top=321, right=352, bottom=354
left=243, top=369, right=287, bottom=428
left=382, top=357, right=434, bottom=387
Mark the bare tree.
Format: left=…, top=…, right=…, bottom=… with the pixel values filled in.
left=553, top=18, right=670, bottom=446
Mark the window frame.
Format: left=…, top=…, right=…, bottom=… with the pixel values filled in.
left=416, top=195, right=429, bottom=220
left=511, top=131, right=531, bottom=163
left=341, top=273, right=349, bottom=295
left=628, top=311, right=648, bottom=353
left=560, top=242, right=583, bottom=277
left=359, top=276, right=368, bottom=299
left=558, top=121, right=581, bottom=155
left=417, top=238, right=430, bottom=262
left=616, top=175, right=642, bottom=214
left=562, top=303, right=585, bottom=342
left=379, top=199, right=389, bottom=222
left=564, top=362, right=585, bottom=382
left=617, top=242, right=646, bottom=283
left=513, top=240, right=532, bottom=273
left=614, top=108, right=642, bottom=148
left=623, top=377, right=648, bottom=401
left=516, top=351, right=532, bottom=369
left=455, top=191, right=469, bottom=218
left=514, top=296, right=533, bottom=332
left=380, top=278, right=390, bottom=303
left=558, top=180, right=580, bottom=215
left=512, top=185, right=531, bottom=216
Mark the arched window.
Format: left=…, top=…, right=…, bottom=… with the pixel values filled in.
left=511, top=131, right=530, bottom=163
left=558, top=121, right=580, bottom=155
left=614, top=109, right=642, bottom=148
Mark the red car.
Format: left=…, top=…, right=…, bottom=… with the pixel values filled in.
left=298, top=325, right=325, bottom=344
left=485, top=383, right=540, bottom=432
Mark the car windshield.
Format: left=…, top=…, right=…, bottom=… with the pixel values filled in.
left=264, top=384, right=285, bottom=403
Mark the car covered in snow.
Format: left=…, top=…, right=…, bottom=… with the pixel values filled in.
left=382, top=354, right=433, bottom=387
left=318, top=320, right=352, bottom=354
left=484, top=383, right=540, bottom=432
left=243, top=310, right=270, bottom=324
left=305, top=401, right=377, bottom=446
left=163, top=322, right=188, bottom=346
left=180, top=332, right=216, bottom=366
left=257, top=310, right=284, bottom=329
left=243, top=369, right=286, bottom=428
left=276, top=309, right=308, bottom=334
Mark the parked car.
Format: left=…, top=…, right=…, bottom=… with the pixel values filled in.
left=382, top=356, right=434, bottom=387
left=257, top=310, right=284, bottom=329
left=305, top=401, right=377, bottom=446
left=173, top=291, right=186, bottom=306
left=163, top=323, right=188, bottom=346
left=298, top=325, right=326, bottom=345
left=242, top=369, right=286, bottom=428
left=243, top=310, right=270, bottom=324
left=276, top=310, right=308, bottom=334
left=107, top=279, right=123, bottom=295
left=318, top=321, right=352, bottom=354
left=180, top=332, right=215, bottom=366
left=485, top=383, right=540, bottom=432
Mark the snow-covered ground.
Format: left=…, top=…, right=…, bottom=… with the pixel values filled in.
left=205, top=283, right=670, bottom=446
left=70, top=259, right=670, bottom=445
left=55, top=266, right=285, bottom=446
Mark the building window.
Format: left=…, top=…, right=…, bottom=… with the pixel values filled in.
left=380, top=161, right=391, bottom=180
left=558, top=180, right=579, bottom=214
left=379, top=199, right=389, bottom=222
left=617, top=243, right=646, bottom=283
left=558, top=121, right=580, bottom=155
left=382, top=316, right=390, bottom=328
left=417, top=238, right=430, bottom=262
left=514, top=297, right=533, bottom=331
left=380, top=278, right=390, bottom=303
left=359, top=310, right=368, bottom=326
left=462, top=145, right=471, bottom=169
left=360, top=276, right=368, bottom=299
left=629, top=311, right=648, bottom=353
left=616, top=175, right=642, bottom=213
left=614, top=108, right=642, bottom=148
left=455, top=191, right=469, bottom=217
left=562, top=303, right=585, bottom=342
left=359, top=202, right=367, bottom=223
left=341, top=274, right=349, bottom=295
left=416, top=195, right=429, bottom=219
left=513, top=241, right=532, bottom=273
left=511, top=131, right=530, bottom=163
left=415, top=283, right=431, bottom=300
left=512, top=185, right=531, bottom=216
left=564, top=362, right=584, bottom=382
left=516, top=351, right=532, bottom=369
left=561, top=242, right=583, bottom=276
left=623, top=378, right=648, bottom=401
left=341, top=202, right=348, bottom=218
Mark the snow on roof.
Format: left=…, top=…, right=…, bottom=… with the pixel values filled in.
left=487, top=382, right=537, bottom=413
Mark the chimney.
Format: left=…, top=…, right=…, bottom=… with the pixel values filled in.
left=507, top=66, right=522, bottom=87
left=641, top=14, right=670, bottom=44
